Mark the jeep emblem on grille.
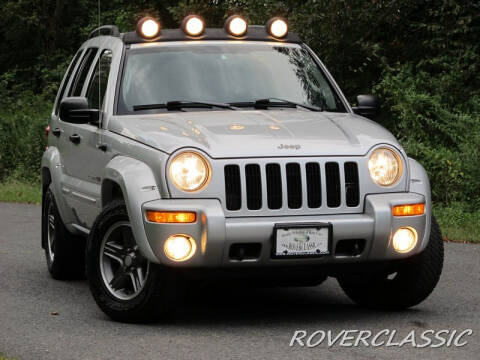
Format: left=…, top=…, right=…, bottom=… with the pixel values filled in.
left=277, top=144, right=301, bottom=150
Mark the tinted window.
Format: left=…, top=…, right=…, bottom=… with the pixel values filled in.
left=87, top=50, right=113, bottom=109
left=119, top=43, right=346, bottom=114
left=54, top=50, right=83, bottom=114
left=69, top=48, right=98, bottom=96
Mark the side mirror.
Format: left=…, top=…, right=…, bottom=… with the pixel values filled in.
left=59, top=97, right=99, bottom=124
left=352, top=95, right=379, bottom=120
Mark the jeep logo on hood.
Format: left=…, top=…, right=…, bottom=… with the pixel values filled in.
left=278, top=144, right=301, bottom=150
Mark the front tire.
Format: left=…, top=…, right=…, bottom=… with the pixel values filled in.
left=42, top=187, right=86, bottom=280
left=338, top=216, right=444, bottom=309
left=86, top=200, right=179, bottom=323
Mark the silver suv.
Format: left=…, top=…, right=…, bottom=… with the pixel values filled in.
left=41, top=15, right=443, bottom=323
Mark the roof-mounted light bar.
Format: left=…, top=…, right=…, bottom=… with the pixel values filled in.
left=127, top=15, right=295, bottom=44
left=224, top=15, right=248, bottom=37
left=137, top=17, right=161, bottom=39
left=181, top=15, right=205, bottom=37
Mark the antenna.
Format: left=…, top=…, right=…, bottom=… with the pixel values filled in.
left=98, top=0, right=101, bottom=123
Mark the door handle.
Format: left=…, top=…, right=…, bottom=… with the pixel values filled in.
left=69, top=134, right=81, bottom=144
left=52, top=128, right=61, bottom=137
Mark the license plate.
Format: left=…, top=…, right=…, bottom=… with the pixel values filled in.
left=273, top=224, right=331, bottom=258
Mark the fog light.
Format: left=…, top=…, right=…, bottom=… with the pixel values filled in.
left=392, top=227, right=418, bottom=253
left=164, top=234, right=196, bottom=261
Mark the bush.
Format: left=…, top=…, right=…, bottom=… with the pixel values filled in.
left=0, top=90, right=50, bottom=183
left=374, top=62, right=480, bottom=208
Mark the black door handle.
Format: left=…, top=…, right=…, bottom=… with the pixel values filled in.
left=69, top=134, right=81, bottom=144
left=52, top=128, right=61, bottom=137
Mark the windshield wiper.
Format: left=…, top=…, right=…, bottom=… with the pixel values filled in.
left=229, top=98, right=323, bottom=111
left=133, top=100, right=237, bottom=111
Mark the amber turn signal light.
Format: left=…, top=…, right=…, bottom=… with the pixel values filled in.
left=146, top=211, right=196, bottom=223
left=392, top=203, right=425, bottom=216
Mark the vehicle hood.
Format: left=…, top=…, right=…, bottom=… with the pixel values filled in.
left=108, top=110, right=402, bottom=158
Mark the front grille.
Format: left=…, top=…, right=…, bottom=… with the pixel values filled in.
left=224, top=160, right=360, bottom=212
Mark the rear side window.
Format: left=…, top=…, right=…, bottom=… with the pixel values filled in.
left=87, top=50, right=113, bottom=110
left=54, top=50, right=83, bottom=114
left=69, top=48, right=98, bottom=96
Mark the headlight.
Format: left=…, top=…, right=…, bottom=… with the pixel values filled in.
left=169, top=152, right=211, bottom=192
left=368, top=147, right=402, bottom=186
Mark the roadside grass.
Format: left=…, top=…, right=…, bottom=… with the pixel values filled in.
left=434, top=204, right=480, bottom=244
left=0, top=354, right=18, bottom=360
left=0, top=181, right=477, bottom=243
left=0, top=181, right=41, bottom=204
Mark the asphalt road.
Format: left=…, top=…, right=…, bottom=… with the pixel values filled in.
left=1, top=202, right=479, bottom=360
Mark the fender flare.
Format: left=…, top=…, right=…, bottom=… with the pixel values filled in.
left=101, top=156, right=161, bottom=263
left=408, top=157, right=432, bottom=252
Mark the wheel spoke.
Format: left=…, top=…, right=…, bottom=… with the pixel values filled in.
left=50, top=236, right=56, bottom=252
left=103, top=242, right=125, bottom=264
left=129, top=271, right=140, bottom=293
left=136, top=266, right=144, bottom=286
left=48, top=214, right=55, bottom=230
left=109, top=268, right=130, bottom=291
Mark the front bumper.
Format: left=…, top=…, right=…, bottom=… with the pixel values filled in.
left=141, top=192, right=429, bottom=267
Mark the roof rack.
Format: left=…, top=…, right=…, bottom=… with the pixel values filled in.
left=88, top=25, right=121, bottom=39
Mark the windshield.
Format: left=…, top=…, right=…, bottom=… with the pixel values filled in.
left=118, top=42, right=346, bottom=114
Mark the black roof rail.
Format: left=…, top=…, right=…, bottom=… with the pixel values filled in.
left=88, top=25, right=120, bottom=39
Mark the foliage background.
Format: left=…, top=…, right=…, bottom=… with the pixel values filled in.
left=0, top=0, right=478, bottom=215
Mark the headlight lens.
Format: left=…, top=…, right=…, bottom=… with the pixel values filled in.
left=368, top=148, right=402, bottom=186
left=169, top=152, right=211, bottom=192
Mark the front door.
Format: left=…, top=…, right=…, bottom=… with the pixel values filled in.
left=60, top=48, right=114, bottom=228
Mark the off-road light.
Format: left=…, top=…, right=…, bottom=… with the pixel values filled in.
left=368, top=147, right=402, bottom=186
left=393, top=203, right=425, bottom=217
left=164, top=234, right=196, bottom=261
left=392, top=227, right=418, bottom=253
left=182, top=15, right=205, bottom=36
left=266, top=17, right=288, bottom=38
left=169, top=151, right=211, bottom=192
left=146, top=211, right=197, bottom=223
left=225, top=15, right=248, bottom=37
left=137, top=17, right=161, bottom=39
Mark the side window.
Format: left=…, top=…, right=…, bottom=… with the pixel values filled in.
left=87, top=50, right=113, bottom=110
left=69, top=48, right=99, bottom=97
left=54, top=50, right=83, bottom=114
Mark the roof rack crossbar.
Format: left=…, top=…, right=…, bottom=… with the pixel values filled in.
left=88, top=25, right=120, bottom=39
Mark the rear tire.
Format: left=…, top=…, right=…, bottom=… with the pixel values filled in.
left=338, top=216, right=444, bottom=309
left=86, top=200, right=181, bottom=323
left=42, top=187, right=86, bottom=280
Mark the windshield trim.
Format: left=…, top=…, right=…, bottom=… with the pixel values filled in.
left=115, top=41, right=349, bottom=115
